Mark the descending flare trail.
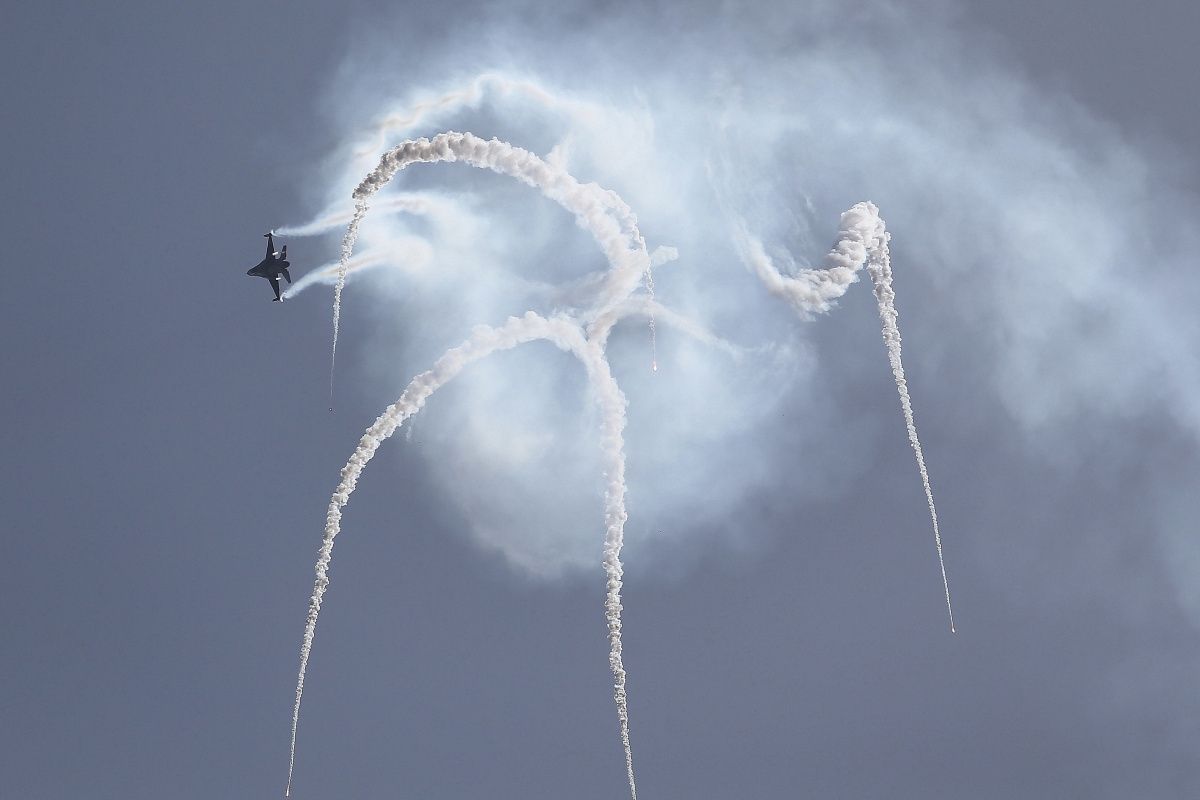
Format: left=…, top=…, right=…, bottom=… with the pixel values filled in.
left=736, top=201, right=954, bottom=631
left=863, top=229, right=955, bottom=633
left=328, top=199, right=368, bottom=407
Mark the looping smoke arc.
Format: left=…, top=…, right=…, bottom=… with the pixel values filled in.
left=286, top=130, right=949, bottom=797
left=326, top=131, right=656, bottom=404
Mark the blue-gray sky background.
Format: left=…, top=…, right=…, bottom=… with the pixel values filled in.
left=4, top=1, right=1200, bottom=797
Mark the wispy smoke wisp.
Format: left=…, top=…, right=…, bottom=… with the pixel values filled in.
left=277, top=194, right=439, bottom=237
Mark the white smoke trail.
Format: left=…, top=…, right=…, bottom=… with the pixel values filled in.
left=299, top=132, right=657, bottom=799
left=328, top=199, right=368, bottom=408
left=327, top=131, right=654, bottom=397
left=282, top=252, right=391, bottom=299
left=738, top=201, right=954, bottom=631
left=862, top=222, right=956, bottom=634
left=354, top=77, right=661, bottom=350
left=587, top=338, right=636, bottom=798
left=609, top=297, right=743, bottom=359
left=348, top=132, right=651, bottom=319
left=287, top=311, right=641, bottom=799
left=290, top=311, right=585, bottom=795
left=735, top=217, right=860, bottom=315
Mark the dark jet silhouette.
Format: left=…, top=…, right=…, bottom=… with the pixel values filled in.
left=247, top=231, right=292, bottom=301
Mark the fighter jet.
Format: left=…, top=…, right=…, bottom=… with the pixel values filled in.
left=247, top=231, right=292, bottom=301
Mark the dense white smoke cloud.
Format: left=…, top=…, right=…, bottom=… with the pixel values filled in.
left=278, top=0, right=1200, bottom=793
left=283, top=129, right=946, bottom=796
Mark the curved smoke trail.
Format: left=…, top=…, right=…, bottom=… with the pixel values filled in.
left=288, top=309, right=640, bottom=799
left=347, top=131, right=652, bottom=317
left=289, top=312, right=590, bottom=796
left=293, top=126, right=946, bottom=797
left=735, top=202, right=954, bottom=631
left=327, top=132, right=655, bottom=387
left=297, top=133, right=657, bottom=799
left=328, top=199, right=368, bottom=408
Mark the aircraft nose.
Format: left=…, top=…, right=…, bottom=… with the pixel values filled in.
left=246, top=268, right=255, bottom=275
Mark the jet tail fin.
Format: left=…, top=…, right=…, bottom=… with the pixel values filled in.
left=280, top=245, right=287, bottom=260
left=282, top=268, right=292, bottom=284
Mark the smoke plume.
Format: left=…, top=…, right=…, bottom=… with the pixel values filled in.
left=275, top=0, right=1200, bottom=794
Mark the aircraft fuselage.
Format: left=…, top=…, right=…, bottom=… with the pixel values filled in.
left=247, top=232, right=292, bottom=301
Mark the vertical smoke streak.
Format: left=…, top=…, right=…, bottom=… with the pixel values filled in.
left=583, top=316, right=637, bottom=799
left=644, top=265, right=658, bottom=372
left=738, top=202, right=954, bottom=631
left=329, top=198, right=369, bottom=408
left=862, top=223, right=956, bottom=633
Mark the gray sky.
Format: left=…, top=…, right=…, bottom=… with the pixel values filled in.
left=4, top=1, right=1200, bottom=798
